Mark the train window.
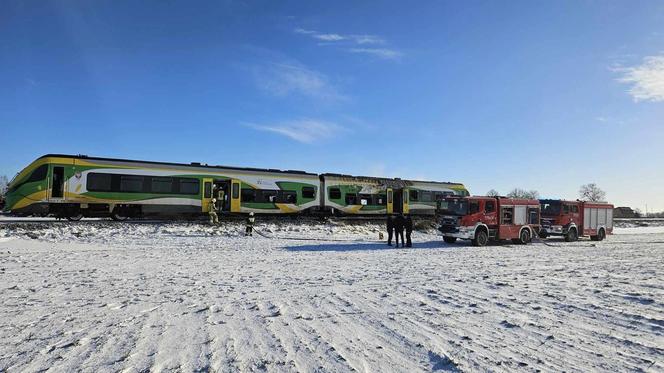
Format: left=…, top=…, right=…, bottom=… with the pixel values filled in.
left=572, top=205, right=579, bottom=213
left=358, top=194, right=372, bottom=205
left=302, top=186, right=316, bottom=199
left=241, top=188, right=256, bottom=202
left=151, top=177, right=173, bottom=193
left=387, top=190, right=393, bottom=204
left=182, top=179, right=201, bottom=195
left=261, top=190, right=278, bottom=203
left=27, top=165, right=48, bottom=183
left=87, top=173, right=113, bottom=192
left=409, top=190, right=419, bottom=201
left=232, top=183, right=239, bottom=199
left=485, top=200, right=495, bottom=213
left=329, top=187, right=341, bottom=199
left=120, top=175, right=143, bottom=193
left=345, top=193, right=358, bottom=205
left=376, top=194, right=387, bottom=205
left=421, top=191, right=433, bottom=202
left=279, top=191, right=297, bottom=204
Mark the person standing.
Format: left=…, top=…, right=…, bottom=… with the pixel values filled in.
left=394, top=214, right=405, bottom=248
left=245, top=212, right=255, bottom=236
left=208, top=198, right=219, bottom=225
left=405, top=214, right=413, bottom=247
left=386, top=215, right=394, bottom=246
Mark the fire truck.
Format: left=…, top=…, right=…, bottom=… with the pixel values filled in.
left=539, top=199, right=613, bottom=241
left=438, top=196, right=540, bottom=246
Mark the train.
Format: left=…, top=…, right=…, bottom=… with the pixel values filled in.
left=3, top=154, right=469, bottom=220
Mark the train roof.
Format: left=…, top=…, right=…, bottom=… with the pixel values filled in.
left=320, top=173, right=465, bottom=186
left=37, top=154, right=318, bottom=176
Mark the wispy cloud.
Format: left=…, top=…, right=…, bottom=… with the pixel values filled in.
left=254, top=62, right=344, bottom=101
left=294, top=28, right=385, bottom=45
left=245, top=119, right=345, bottom=143
left=615, top=55, right=664, bottom=102
left=294, top=28, right=401, bottom=59
left=348, top=48, right=403, bottom=60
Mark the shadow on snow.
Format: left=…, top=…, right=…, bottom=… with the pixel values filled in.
left=284, top=240, right=459, bottom=252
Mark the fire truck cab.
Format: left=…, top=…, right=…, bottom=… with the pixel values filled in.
left=539, top=199, right=613, bottom=241
left=438, top=196, right=540, bottom=246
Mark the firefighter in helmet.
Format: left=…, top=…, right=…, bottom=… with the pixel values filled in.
left=209, top=198, right=219, bottom=225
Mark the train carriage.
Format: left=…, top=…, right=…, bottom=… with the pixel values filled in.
left=321, top=174, right=469, bottom=216
left=4, top=154, right=320, bottom=220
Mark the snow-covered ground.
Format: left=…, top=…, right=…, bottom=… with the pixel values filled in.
left=1, top=219, right=663, bottom=372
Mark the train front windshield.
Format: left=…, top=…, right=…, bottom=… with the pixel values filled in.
left=541, top=201, right=561, bottom=215
left=439, top=199, right=468, bottom=215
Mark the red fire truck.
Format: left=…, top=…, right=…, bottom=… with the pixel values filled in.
left=438, top=196, right=540, bottom=246
left=539, top=199, right=613, bottom=241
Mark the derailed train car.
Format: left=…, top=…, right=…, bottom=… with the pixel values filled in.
left=321, top=174, right=468, bottom=215
left=3, top=154, right=469, bottom=220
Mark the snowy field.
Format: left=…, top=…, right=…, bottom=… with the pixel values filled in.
left=1, top=218, right=663, bottom=372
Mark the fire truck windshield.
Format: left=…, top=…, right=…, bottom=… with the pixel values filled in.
left=439, top=199, right=468, bottom=215
left=541, top=201, right=561, bottom=215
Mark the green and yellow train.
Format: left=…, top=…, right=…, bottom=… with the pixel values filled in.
left=3, top=154, right=469, bottom=220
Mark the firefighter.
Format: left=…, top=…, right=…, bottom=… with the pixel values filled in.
left=405, top=214, right=413, bottom=248
left=245, top=212, right=255, bottom=236
left=386, top=215, right=394, bottom=246
left=208, top=198, right=219, bottom=225
left=394, top=214, right=405, bottom=248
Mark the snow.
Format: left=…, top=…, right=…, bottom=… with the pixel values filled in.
left=1, top=219, right=663, bottom=372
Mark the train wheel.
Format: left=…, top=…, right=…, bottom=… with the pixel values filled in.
left=67, top=213, right=83, bottom=221
left=519, top=229, right=531, bottom=244
left=111, top=211, right=129, bottom=221
left=443, top=236, right=457, bottom=244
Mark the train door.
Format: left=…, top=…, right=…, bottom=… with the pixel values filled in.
left=230, top=179, right=241, bottom=213
left=393, top=188, right=403, bottom=214
left=387, top=188, right=393, bottom=214
left=51, top=166, right=65, bottom=200
left=214, top=180, right=230, bottom=212
left=403, top=188, right=410, bottom=214
left=202, top=178, right=213, bottom=213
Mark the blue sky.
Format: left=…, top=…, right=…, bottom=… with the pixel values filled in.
left=2, top=0, right=663, bottom=211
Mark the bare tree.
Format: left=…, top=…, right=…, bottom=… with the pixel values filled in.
left=0, top=175, right=8, bottom=209
left=579, top=183, right=606, bottom=202
left=0, top=175, right=8, bottom=196
left=486, top=189, right=500, bottom=197
left=506, top=188, right=539, bottom=199
left=633, top=208, right=642, bottom=218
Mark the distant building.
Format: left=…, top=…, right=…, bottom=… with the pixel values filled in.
left=614, top=207, right=636, bottom=218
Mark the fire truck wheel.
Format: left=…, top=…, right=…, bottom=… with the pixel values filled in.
left=597, top=228, right=606, bottom=241
left=473, top=230, right=488, bottom=247
left=443, top=236, right=457, bottom=244
left=565, top=228, right=578, bottom=242
left=519, top=229, right=531, bottom=244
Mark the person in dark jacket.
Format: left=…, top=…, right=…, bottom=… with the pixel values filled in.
left=245, top=212, right=255, bottom=236
left=394, top=214, right=405, bottom=248
left=404, top=214, right=413, bottom=247
left=386, top=215, right=394, bottom=246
